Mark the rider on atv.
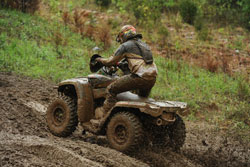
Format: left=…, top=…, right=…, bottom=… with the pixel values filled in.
left=47, top=27, right=186, bottom=152
left=95, top=25, right=158, bottom=118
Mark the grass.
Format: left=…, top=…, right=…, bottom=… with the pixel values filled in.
left=0, top=8, right=249, bottom=141
left=0, top=9, right=97, bottom=81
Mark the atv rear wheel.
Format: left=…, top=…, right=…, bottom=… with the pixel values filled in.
left=106, top=112, right=144, bottom=153
left=167, top=114, right=186, bottom=151
left=148, top=114, right=186, bottom=152
left=46, top=95, right=78, bottom=137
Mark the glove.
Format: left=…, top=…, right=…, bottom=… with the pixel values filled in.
left=96, top=57, right=103, bottom=63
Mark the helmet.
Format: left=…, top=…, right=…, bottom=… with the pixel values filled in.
left=116, top=25, right=137, bottom=43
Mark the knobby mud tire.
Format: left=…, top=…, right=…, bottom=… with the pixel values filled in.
left=167, top=114, right=186, bottom=151
left=106, top=112, right=144, bottom=153
left=147, top=114, right=186, bottom=152
left=46, top=95, right=78, bottom=137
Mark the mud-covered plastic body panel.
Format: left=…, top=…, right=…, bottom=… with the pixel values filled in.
left=115, top=91, right=187, bottom=117
left=58, top=78, right=88, bottom=98
left=88, top=74, right=117, bottom=88
left=57, top=76, right=187, bottom=130
left=58, top=77, right=94, bottom=124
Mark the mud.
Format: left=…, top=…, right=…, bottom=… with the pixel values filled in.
left=183, top=122, right=250, bottom=167
left=0, top=72, right=249, bottom=167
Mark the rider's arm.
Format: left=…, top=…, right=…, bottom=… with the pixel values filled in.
left=97, top=45, right=126, bottom=67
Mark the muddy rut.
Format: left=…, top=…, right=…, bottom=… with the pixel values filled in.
left=0, top=72, right=249, bottom=167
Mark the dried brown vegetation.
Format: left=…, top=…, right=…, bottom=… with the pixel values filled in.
left=205, top=56, right=219, bottom=73
left=62, top=11, right=71, bottom=26
left=221, top=55, right=231, bottom=74
left=85, top=25, right=95, bottom=39
left=73, top=9, right=90, bottom=32
left=96, top=23, right=112, bottom=49
left=54, top=32, right=63, bottom=46
left=62, top=8, right=112, bottom=50
left=161, top=42, right=249, bottom=76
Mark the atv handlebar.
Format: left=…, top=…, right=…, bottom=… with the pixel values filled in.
left=90, top=54, right=130, bottom=76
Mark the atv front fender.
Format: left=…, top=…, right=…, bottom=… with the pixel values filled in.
left=58, top=78, right=94, bottom=123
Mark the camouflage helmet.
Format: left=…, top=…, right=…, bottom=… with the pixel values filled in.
left=116, top=25, right=137, bottom=43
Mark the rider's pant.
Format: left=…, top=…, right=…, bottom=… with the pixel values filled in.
left=103, top=74, right=156, bottom=113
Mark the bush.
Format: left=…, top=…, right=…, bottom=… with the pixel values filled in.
left=95, top=0, right=111, bottom=7
left=194, top=14, right=204, bottom=31
left=163, top=0, right=179, bottom=13
left=158, top=25, right=169, bottom=48
left=113, top=0, right=166, bottom=25
left=197, top=27, right=211, bottom=41
left=241, top=0, right=250, bottom=29
left=194, top=14, right=211, bottom=41
left=179, top=0, right=197, bottom=25
left=130, top=0, right=162, bottom=24
left=0, top=0, right=40, bottom=13
left=201, top=0, right=249, bottom=28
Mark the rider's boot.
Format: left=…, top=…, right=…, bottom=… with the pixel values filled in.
left=90, top=107, right=105, bottom=127
left=90, top=94, right=116, bottom=127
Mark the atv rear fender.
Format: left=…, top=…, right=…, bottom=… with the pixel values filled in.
left=57, top=78, right=94, bottom=124
left=101, top=100, right=186, bottom=130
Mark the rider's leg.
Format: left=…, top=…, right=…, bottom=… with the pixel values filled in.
left=103, top=74, right=151, bottom=114
left=138, top=78, right=156, bottom=97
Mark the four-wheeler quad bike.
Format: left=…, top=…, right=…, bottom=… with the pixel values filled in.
left=46, top=54, right=187, bottom=153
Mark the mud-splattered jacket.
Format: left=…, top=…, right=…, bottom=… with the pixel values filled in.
left=99, top=39, right=158, bottom=80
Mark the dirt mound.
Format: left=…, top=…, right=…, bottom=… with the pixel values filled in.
left=0, top=132, right=147, bottom=167
left=0, top=72, right=249, bottom=167
left=0, top=73, right=52, bottom=137
left=183, top=122, right=250, bottom=167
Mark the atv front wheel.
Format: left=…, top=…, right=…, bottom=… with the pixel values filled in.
left=106, top=112, right=144, bottom=153
left=46, top=96, right=78, bottom=137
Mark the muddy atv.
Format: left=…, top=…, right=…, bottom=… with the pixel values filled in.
left=46, top=54, right=187, bottom=153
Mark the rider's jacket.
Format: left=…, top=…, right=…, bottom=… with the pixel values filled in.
left=100, top=39, right=158, bottom=80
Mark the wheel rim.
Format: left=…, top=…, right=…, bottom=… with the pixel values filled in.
left=114, top=124, right=128, bottom=145
left=53, top=107, right=66, bottom=126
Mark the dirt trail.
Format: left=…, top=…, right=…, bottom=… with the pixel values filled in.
left=0, top=72, right=249, bottom=167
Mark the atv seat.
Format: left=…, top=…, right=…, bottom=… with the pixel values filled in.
left=117, top=91, right=154, bottom=103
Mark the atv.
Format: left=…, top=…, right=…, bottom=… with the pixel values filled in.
left=46, top=54, right=187, bottom=153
